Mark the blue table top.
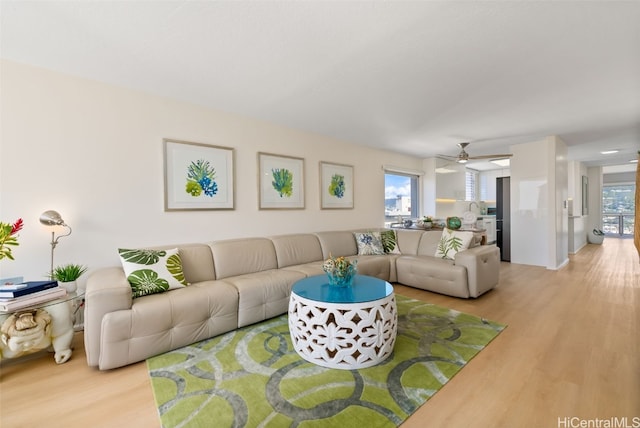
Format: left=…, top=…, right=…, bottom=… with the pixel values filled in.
left=292, top=274, right=393, bottom=304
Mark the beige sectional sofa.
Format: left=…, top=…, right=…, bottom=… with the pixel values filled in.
left=84, top=228, right=500, bottom=369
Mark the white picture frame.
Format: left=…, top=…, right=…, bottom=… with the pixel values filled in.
left=320, top=161, right=354, bottom=209
left=164, top=139, right=235, bottom=211
left=258, top=152, right=305, bottom=210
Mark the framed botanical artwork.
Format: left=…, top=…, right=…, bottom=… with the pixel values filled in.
left=258, top=152, right=305, bottom=209
left=320, top=161, right=354, bottom=209
left=163, top=139, right=235, bottom=211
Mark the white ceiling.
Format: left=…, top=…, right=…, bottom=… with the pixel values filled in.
left=1, top=1, right=639, bottom=169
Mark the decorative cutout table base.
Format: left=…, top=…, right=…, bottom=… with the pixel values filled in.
left=288, top=275, right=397, bottom=369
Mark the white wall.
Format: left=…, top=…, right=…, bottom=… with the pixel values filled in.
left=422, top=157, right=437, bottom=217
left=553, top=138, right=569, bottom=268
left=587, top=166, right=603, bottom=232
left=510, top=136, right=568, bottom=269
left=568, top=161, right=588, bottom=253
left=0, top=60, right=422, bottom=281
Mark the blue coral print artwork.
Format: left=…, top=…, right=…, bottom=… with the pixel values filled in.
left=328, top=173, right=345, bottom=198
left=271, top=168, right=293, bottom=197
left=185, top=159, right=218, bottom=197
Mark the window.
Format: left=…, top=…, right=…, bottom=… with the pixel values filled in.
left=602, top=183, right=635, bottom=236
left=465, top=170, right=478, bottom=201
left=385, top=172, right=419, bottom=224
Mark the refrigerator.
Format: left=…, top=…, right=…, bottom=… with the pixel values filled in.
left=496, top=177, right=511, bottom=262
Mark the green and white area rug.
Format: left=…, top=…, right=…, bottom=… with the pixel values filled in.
left=147, top=296, right=505, bottom=428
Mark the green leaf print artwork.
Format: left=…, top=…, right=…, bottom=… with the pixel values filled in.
left=271, top=168, right=293, bottom=197
left=328, top=174, right=345, bottom=198
left=186, top=159, right=218, bottom=197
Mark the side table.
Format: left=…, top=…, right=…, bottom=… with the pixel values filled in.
left=288, top=275, right=397, bottom=369
left=0, top=291, right=84, bottom=364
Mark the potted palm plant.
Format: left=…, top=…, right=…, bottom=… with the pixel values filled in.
left=51, top=263, right=88, bottom=293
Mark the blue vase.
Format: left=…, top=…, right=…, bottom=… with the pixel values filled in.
left=325, top=265, right=357, bottom=287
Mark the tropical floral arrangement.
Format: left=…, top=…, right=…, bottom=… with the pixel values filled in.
left=322, top=255, right=357, bottom=287
left=422, top=216, right=434, bottom=223
left=0, top=218, right=23, bottom=261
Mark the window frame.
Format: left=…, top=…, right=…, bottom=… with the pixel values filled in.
left=465, top=169, right=479, bottom=201
left=384, top=169, right=421, bottom=224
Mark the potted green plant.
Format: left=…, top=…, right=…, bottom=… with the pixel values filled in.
left=420, top=216, right=434, bottom=229
left=51, top=263, right=88, bottom=293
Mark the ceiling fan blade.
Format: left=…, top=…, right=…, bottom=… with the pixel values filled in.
left=437, top=154, right=459, bottom=160
left=468, top=154, right=513, bottom=160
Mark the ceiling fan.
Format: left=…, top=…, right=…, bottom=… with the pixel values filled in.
left=438, top=142, right=513, bottom=164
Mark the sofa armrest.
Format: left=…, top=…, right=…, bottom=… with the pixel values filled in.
left=454, top=245, right=500, bottom=298
left=84, top=267, right=133, bottom=367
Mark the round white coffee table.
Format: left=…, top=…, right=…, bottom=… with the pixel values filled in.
left=288, top=274, right=397, bottom=370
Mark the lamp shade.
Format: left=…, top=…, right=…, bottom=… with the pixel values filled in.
left=40, top=210, right=66, bottom=226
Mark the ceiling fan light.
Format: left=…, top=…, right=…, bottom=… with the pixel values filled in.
left=457, top=158, right=468, bottom=164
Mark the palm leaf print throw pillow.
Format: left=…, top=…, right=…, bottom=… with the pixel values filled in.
left=435, top=229, right=474, bottom=260
left=118, top=248, right=188, bottom=298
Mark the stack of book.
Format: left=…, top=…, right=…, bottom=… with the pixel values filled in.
left=0, top=280, right=66, bottom=312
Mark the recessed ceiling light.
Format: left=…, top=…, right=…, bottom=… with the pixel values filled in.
left=491, top=159, right=510, bottom=167
left=630, top=159, right=638, bottom=163
left=435, top=167, right=457, bottom=174
left=600, top=150, right=619, bottom=154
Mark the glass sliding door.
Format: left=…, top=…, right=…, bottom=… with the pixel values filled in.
left=602, top=184, right=635, bottom=236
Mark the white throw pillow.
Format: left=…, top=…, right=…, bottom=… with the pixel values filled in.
left=354, top=232, right=386, bottom=255
left=118, top=248, right=188, bottom=298
left=435, top=229, right=474, bottom=260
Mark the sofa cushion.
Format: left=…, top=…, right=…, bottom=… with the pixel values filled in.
left=270, top=234, right=323, bottom=268
left=118, top=248, right=188, bottom=298
left=315, top=231, right=358, bottom=259
left=435, top=229, right=474, bottom=260
left=354, top=232, right=385, bottom=255
left=396, top=229, right=424, bottom=255
left=149, top=243, right=217, bottom=284
left=209, top=238, right=278, bottom=279
left=380, top=229, right=401, bottom=254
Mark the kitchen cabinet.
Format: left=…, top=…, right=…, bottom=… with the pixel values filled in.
left=435, top=161, right=466, bottom=200
left=478, top=216, right=496, bottom=244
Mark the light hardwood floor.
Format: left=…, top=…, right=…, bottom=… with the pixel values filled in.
left=1, top=238, right=638, bottom=428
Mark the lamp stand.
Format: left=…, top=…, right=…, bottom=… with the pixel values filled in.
left=48, top=226, right=72, bottom=279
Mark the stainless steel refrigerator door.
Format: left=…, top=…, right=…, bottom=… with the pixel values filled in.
left=496, top=177, right=511, bottom=262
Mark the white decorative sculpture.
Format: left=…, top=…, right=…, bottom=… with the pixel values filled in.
left=0, top=304, right=74, bottom=364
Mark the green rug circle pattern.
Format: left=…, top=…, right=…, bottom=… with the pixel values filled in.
left=147, top=295, right=505, bottom=428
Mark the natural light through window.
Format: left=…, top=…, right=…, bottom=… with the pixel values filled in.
left=602, top=183, right=635, bottom=236
left=385, top=172, right=419, bottom=224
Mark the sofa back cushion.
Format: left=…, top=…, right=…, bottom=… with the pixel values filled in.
left=315, top=231, right=358, bottom=259
left=149, top=243, right=216, bottom=284
left=209, top=238, right=278, bottom=279
left=270, top=234, right=323, bottom=268
left=395, top=229, right=424, bottom=255
left=416, top=230, right=444, bottom=257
